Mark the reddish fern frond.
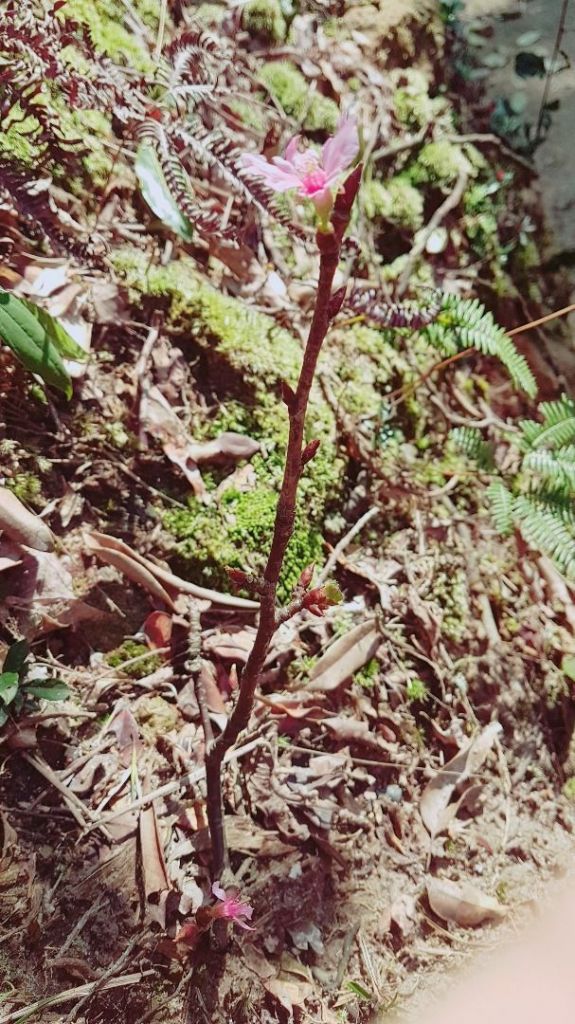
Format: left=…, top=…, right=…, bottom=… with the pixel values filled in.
left=347, top=288, right=442, bottom=329
left=175, top=123, right=308, bottom=239
left=135, top=120, right=234, bottom=238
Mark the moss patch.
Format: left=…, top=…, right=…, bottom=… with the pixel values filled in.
left=259, top=62, right=339, bottom=133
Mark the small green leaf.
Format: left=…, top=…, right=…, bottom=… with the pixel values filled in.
left=21, top=298, right=88, bottom=361
left=0, top=706, right=8, bottom=728
left=24, top=680, right=70, bottom=701
left=135, top=142, right=194, bottom=241
left=0, top=672, right=20, bottom=706
left=3, top=639, right=29, bottom=677
left=0, top=290, right=73, bottom=396
left=562, top=655, right=575, bottom=683
left=345, top=980, right=373, bottom=1001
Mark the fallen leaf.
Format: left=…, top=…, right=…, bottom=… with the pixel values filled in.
left=86, top=535, right=178, bottom=611
left=143, top=610, right=173, bottom=649
left=0, top=487, right=54, bottom=552
left=420, top=722, right=502, bottom=838
left=86, top=530, right=258, bottom=610
left=426, top=877, right=506, bottom=927
left=308, top=619, right=379, bottom=692
left=139, top=799, right=171, bottom=928
left=1, top=544, right=100, bottom=637
left=323, top=715, right=392, bottom=752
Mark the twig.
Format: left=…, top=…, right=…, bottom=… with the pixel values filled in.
left=82, top=735, right=266, bottom=834
left=0, top=972, right=155, bottom=1024
left=62, top=931, right=145, bottom=1023
left=204, top=167, right=363, bottom=876
left=316, top=507, right=379, bottom=587
left=535, top=0, right=570, bottom=145
left=444, top=133, right=535, bottom=173
left=397, top=169, right=469, bottom=297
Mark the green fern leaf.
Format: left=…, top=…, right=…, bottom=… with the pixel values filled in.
left=519, top=396, right=575, bottom=450
left=487, top=480, right=514, bottom=535
left=513, top=495, right=575, bottom=578
left=522, top=447, right=575, bottom=491
left=424, top=296, right=537, bottom=397
left=450, top=426, right=495, bottom=470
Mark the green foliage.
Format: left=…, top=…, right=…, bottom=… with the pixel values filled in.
left=106, top=640, right=163, bottom=679
left=242, top=0, right=287, bottom=41
left=135, top=142, right=195, bottom=241
left=423, top=295, right=537, bottom=397
left=362, top=176, right=424, bottom=230
left=409, top=141, right=474, bottom=186
left=6, top=473, right=44, bottom=508
left=258, top=62, right=339, bottom=133
left=519, top=397, right=575, bottom=451
left=0, top=290, right=87, bottom=397
left=406, top=677, right=428, bottom=701
left=165, top=487, right=324, bottom=603
left=487, top=480, right=514, bottom=535
left=61, top=0, right=157, bottom=70
left=450, top=426, right=495, bottom=470
left=0, top=641, right=69, bottom=728
left=464, top=396, right=575, bottom=580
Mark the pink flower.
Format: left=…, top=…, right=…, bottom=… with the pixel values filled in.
left=240, top=117, right=359, bottom=218
left=211, top=881, right=254, bottom=930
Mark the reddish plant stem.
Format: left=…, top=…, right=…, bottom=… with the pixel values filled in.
left=205, top=170, right=361, bottom=875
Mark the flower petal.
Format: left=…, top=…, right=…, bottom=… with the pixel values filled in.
left=212, top=881, right=226, bottom=901
left=284, top=135, right=301, bottom=164
left=321, top=116, right=359, bottom=178
left=240, top=153, right=301, bottom=192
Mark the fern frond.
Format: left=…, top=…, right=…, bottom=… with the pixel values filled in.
left=175, top=122, right=308, bottom=239
left=424, top=295, right=537, bottom=397
left=347, top=288, right=442, bottom=329
left=487, top=480, right=514, bottom=535
left=512, top=495, right=575, bottom=578
left=522, top=447, right=575, bottom=492
left=519, top=396, right=575, bottom=450
left=135, top=120, right=229, bottom=237
left=451, top=426, right=495, bottom=470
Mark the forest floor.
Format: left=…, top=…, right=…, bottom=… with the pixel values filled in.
left=0, top=2, right=574, bottom=1023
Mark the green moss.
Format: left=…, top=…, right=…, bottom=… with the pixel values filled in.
left=562, top=777, right=575, bottom=801
left=194, top=4, right=226, bottom=26
left=354, top=658, right=379, bottom=689
left=431, top=567, right=470, bottom=643
left=6, top=473, right=43, bottom=508
left=243, top=0, right=287, bottom=41
left=406, top=678, right=428, bottom=702
left=106, top=640, right=163, bottom=678
left=390, top=68, right=444, bottom=130
left=0, top=110, right=44, bottom=165
left=60, top=0, right=157, bottom=70
left=113, top=249, right=346, bottom=596
left=409, top=140, right=474, bottom=186
left=259, top=62, right=339, bottom=133
left=165, top=487, right=324, bottom=603
left=363, top=176, right=424, bottom=230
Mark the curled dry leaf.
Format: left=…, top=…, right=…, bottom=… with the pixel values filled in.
left=86, top=531, right=258, bottom=610
left=139, top=799, right=171, bottom=929
left=426, top=877, right=506, bottom=928
left=0, top=487, right=55, bottom=552
left=140, top=384, right=259, bottom=496
left=1, top=544, right=100, bottom=638
left=307, top=618, right=380, bottom=692
left=419, top=721, right=502, bottom=838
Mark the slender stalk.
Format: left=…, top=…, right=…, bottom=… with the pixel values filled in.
left=205, top=168, right=362, bottom=876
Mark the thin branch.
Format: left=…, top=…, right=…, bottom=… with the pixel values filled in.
left=204, top=167, right=363, bottom=876
left=397, top=169, right=469, bottom=297
left=316, top=507, right=379, bottom=587
left=535, top=0, right=570, bottom=145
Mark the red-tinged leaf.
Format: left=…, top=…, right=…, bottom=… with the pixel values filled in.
left=143, top=611, right=172, bottom=649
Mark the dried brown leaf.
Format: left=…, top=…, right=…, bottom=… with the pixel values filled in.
left=139, top=800, right=170, bottom=928
left=308, top=618, right=379, bottom=692
left=420, top=722, right=502, bottom=837
left=426, top=877, right=506, bottom=927
left=0, top=487, right=54, bottom=552
left=87, top=531, right=258, bottom=610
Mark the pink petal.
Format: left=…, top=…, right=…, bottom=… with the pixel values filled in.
left=212, top=881, right=226, bottom=901
left=240, top=152, right=301, bottom=192
left=321, top=116, right=359, bottom=178
left=284, top=135, right=301, bottom=164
